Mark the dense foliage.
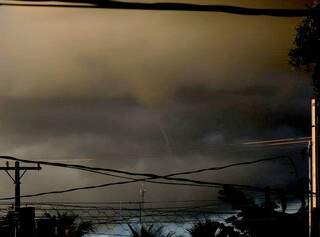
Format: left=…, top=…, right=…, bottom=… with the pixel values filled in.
left=289, top=1, right=320, bottom=94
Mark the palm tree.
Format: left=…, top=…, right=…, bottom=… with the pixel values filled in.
left=188, top=219, right=243, bottom=237
left=217, top=226, right=243, bottom=237
left=218, top=186, right=308, bottom=237
left=187, top=219, right=221, bottom=237
left=128, top=224, right=174, bottom=237
left=36, top=212, right=94, bottom=237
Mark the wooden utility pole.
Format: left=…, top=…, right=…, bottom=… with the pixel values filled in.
left=0, top=161, right=41, bottom=236
left=0, top=161, right=41, bottom=210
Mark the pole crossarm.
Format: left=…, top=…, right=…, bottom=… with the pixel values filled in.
left=4, top=170, right=15, bottom=182
left=0, top=161, right=41, bottom=213
left=0, top=167, right=41, bottom=171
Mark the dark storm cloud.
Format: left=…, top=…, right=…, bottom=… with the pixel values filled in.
left=0, top=0, right=314, bottom=201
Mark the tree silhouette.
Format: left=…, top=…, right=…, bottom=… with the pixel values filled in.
left=218, top=185, right=308, bottom=237
left=0, top=211, right=15, bottom=237
left=187, top=219, right=244, bottom=237
left=289, top=1, right=320, bottom=95
left=128, top=224, right=175, bottom=237
left=187, top=219, right=222, bottom=237
left=36, top=212, right=94, bottom=237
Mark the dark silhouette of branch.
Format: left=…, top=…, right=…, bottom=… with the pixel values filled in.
left=289, top=2, right=320, bottom=95
left=0, top=0, right=310, bottom=17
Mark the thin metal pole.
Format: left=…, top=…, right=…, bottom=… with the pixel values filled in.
left=309, top=139, right=313, bottom=237
left=139, top=183, right=145, bottom=225
left=311, top=98, right=319, bottom=237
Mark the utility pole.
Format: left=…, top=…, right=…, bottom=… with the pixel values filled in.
left=310, top=97, right=319, bottom=237
left=15, top=161, right=21, bottom=211
left=139, top=182, right=146, bottom=224
left=0, top=161, right=41, bottom=236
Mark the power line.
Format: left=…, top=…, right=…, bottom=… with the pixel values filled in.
left=0, top=155, right=289, bottom=180
left=17, top=200, right=218, bottom=205
left=0, top=174, right=298, bottom=201
left=242, top=137, right=310, bottom=145
left=0, top=177, right=262, bottom=201
left=0, top=1, right=310, bottom=16
left=0, top=155, right=294, bottom=200
left=155, top=155, right=289, bottom=177
left=52, top=155, right=292, bottom=188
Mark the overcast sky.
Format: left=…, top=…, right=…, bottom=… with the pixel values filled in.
left=0, top=0, right=315, bottom=203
